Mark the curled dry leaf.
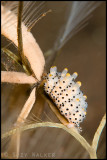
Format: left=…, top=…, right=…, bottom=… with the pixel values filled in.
left=1, top=71, right=37, bottom=84
left=1, top=5, right=45, bottom=81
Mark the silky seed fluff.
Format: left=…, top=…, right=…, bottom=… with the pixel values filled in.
left=44, top=66, right=88, bottom=128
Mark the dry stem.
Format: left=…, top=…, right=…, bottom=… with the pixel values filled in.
left=2, top=113, right=106, bottom=159
left=92, top=114, right=106, bottom=151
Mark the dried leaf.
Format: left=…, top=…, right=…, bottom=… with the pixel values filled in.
left=16, top=87, right=36, bottom=123
left=1, top=71, right=37, bottom=84
left=1, top=5, right=45, bottom=81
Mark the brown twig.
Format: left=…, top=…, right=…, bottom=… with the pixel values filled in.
left=17, top=1, right=31, bottom=75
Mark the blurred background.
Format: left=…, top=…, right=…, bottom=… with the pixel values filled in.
left=1, top=1, right=106, bottom=159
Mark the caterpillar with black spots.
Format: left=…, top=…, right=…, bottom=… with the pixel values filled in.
left=44, top=66, right=88, bottom=130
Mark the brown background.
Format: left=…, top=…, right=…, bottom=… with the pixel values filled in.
left=1, top=2, right=106, bottom=159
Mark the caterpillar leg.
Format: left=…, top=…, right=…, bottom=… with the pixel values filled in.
left=66, top=122, right=75, bottom=128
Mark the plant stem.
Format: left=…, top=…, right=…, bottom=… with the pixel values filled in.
left=2, top=122, right=91, bottom=155
left=17, top=1, right=23, bottom=60
left=2, top=48, right=22, bottom=66
left=17, top=1, right=31, bottom=75
left=92, top=114, right=106, bottom=151
left=89, top=149, right=97, bottom=159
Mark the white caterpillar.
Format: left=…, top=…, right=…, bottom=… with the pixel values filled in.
left=44, top=66, right=88, bottom=129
